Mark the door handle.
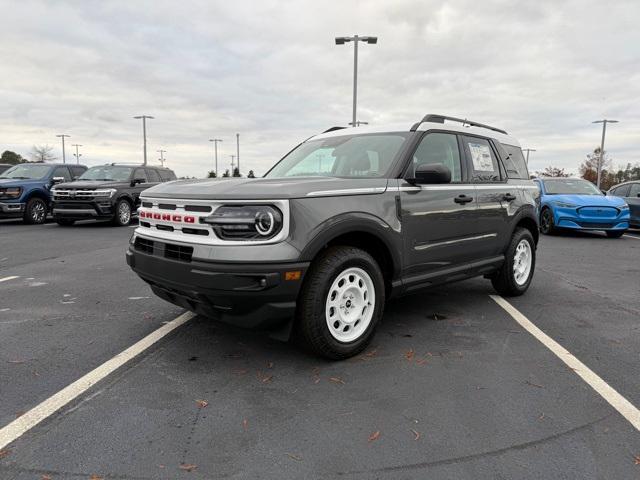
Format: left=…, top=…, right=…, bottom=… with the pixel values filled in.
left=454, top=194, right=474, bottom=204
left=502, top=193, right=517, bottom=202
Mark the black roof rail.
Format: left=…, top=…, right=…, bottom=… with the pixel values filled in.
left=412, top=114, right=508, bottom=135
left=322, top=126, right=347, bottom=133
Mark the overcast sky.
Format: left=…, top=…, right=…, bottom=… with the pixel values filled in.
left=1, top=0, right=639, bottom=177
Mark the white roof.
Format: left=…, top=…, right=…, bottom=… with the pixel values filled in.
left=310, top=119, right=520, bottom=147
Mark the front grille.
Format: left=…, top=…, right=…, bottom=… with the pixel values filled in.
left=578, top=207, right=618, bottom=219
left=53, top=190, right=97, bottom=201
left=185, top=205, right=211, bottom=213
left=134, top=237, right=193, bottom=262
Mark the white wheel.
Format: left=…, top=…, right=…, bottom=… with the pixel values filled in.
left=513, top=239, right=532, bottom=286
left=325, top=267, right=376, bottom=343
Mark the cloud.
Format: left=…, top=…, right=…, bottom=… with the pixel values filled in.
left=1, top=0, right=639, bottom=176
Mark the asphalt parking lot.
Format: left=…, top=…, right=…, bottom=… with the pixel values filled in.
left=1, top=219, right=639, bottom=479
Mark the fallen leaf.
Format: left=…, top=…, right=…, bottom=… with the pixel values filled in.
left=415, top=358, right=428, bottom=365
left=195, top=399, right=209, bottom=408
left=404, top=349, right=415, bottom=361
left=329, top=377, right=345, bottom=385
left=634, top=454, right=640, bottom=465
left=525, top=380, right=544, bottom=389
left=89, top=475, right=104, bottom=480
left=7, top=359, right=26, bottom=364
left=410, top=429, right=421, bottom=441
left=0, top=448, right=10, bottom=459
left=285, top=453, right=302, bottom=461
left=260, top=374, right=273, bottom=384
left=267, top=362, right=274, bottom=369
left=242, top=419, right=248, bottom=430
left=364, top=349, right=378, bottom=358
left=313, top=377, right=321, bottom=384
left=179, top=464, right=197, bottom=472
left=158, top=464, right=166, bottom=469
left=538, top=413, right=545, bottom=420
left=368, top=431, right=381, bottom=442
left=41, top=475, right=52, bottom=480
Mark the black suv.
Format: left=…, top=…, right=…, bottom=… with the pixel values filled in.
left=52, top=164, right=177, bottom=226
left=127, top=115, right=540, bottom=359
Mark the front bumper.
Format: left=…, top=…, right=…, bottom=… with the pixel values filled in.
left=0, top=201, right=25, bottom=215
left=52, top=200, right=115, bottom=220
left=554, top=206, right=630, bottom=231
left=126, top=243, right=308, bottom=330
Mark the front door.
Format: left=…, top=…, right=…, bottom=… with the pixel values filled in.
left=401, top=131, right=480, bottom=281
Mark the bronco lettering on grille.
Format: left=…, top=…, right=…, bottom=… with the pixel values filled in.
left=139, top=210, right=196, bottom=224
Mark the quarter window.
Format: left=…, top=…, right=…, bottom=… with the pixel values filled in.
left=146, top=168, right=161, bottom=182
left=629, top=183, right=640, bottom=197
left=501, top=144, right=529, bottom=179
left=462, top=136, right=501, bottom=182
left=159, top=169, right=176, bottom=181
left=411, top=133, right=462, bottom=182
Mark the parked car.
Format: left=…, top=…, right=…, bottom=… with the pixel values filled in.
left=608, top=181, right=640, bottom=229
left=127, top=114, right=540, bottom=359
left=0, top=164, right=12, bottom=175
left=534, top=177, right=629, bottom=237
left=51, top=164, right=177, bottom=226
left=0, top=163, right=87, bottom=224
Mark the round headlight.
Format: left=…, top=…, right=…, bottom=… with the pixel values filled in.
left=255, top=210, right=275, bottom=236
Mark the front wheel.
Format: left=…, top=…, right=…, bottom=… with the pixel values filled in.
left=296, top=246, right=385, bottom=360
left=23, top=198, right=47, bottom=225
left=605, top=230, right=625, bottom=238
left=491, top=228, right=536, bottom=297
left=112, top=199, right=132, bottom=226
left=539, top=208, right=556, bottom=235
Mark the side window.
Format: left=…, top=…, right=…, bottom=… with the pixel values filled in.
left=52, top=166, right=71, bottom=182
left=70, top=166, right=85, bottom=179
left=133, top=168, right=148, bottom=183
left=501, top=144, right=529, bottom=179
left=158, top=169, right=176, bottom=181
left=610, top=185, right=629, bottom=197
left=629, top=184, right=640, bottom=197
left=411, top=133, right=462, bottom=182
left=146, top=168, right=161, bottom=182
left=462, top=136, right=501, bottom=182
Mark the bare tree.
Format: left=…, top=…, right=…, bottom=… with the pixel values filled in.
left=536, top=166, right=572, bottom=178
left=30, top=144, right=56, bottom=163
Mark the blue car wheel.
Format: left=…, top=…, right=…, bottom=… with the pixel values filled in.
left=540, top=208, right=556, bottom=235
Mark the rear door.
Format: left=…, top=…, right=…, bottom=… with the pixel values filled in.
left=131, top=167, right=150, bottom=206
left=400, top=131, right=480, bottom=281
left=460, top=135, right=513, bottom=259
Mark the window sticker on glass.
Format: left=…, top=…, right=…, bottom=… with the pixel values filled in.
left=469, top=142, right=494, bottom=171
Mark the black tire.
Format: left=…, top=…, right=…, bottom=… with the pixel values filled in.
left=296, top=246, right=385, bottom=360
left=605, top=230, right=625, bottom=238
left=23, top=197, right=47, bottom=225
left=491, top=228, right=536, bottom=297
left=111, top=199, right=132, bottom=226
left=539, top=207, right=556, bottom=235
left=56, top=219, right=75, bottom=226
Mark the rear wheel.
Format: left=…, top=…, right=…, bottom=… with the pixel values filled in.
left=23, top=198, right=47, bottom=225
left=605, top=230, right=625, bottom=238
left=296, top=246, right=385, bottom=360
left=56, top=219, right=75, bottom=226
left=491, top=228, right=536, bottom=297
left=539, top=207, right=556, bottom=235
left=112, top=199, right=131, bottom=226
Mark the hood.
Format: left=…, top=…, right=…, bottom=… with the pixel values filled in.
left=546, top=194, right=627, bottom=208
left=54, top=180, right=126, bottom=189
left=0, top=178, right=45, bottom=188
left=141, top=177, right=390, bottom=200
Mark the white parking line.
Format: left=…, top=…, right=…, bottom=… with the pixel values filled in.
left=0, top=311, right=195, bottom=450
left=0, top=276, right=19, bottom=283
left=491, top=295, right=640, bottom=431
left=625, top=234, right=640, bottom=240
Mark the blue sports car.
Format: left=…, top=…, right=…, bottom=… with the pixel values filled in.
left=534, top=177, right=630, bottom=238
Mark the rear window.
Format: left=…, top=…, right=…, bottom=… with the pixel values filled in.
left=159, top=169, right=177, bottom=181
left=501, top=144, right=529, bottom=179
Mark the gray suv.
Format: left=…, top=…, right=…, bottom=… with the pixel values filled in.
left=127, top=114, right=540, bottom=359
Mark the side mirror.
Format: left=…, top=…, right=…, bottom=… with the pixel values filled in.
left=131, top=178, right=145, bottom=186
left=51, top=176, right=65, bottom=185
left=413, top=163, right=452, bottom=185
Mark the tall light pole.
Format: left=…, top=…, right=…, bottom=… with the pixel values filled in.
left=592, top=119, right=618, bottom=188
left=209, top=138, right=222, bottom=177
left=236, top=133, right=240, bottom=175
left=133, top=115, right=154, bottom=165
left=157, top=149, right=166, bottom=167
left=230, top=155, right=235, bottom=174
left=335, top=35, right=378, bottom=128
left=522, top=148, right=536, bottom=164
left=56, top=134, right=70, bottom=163
left=72, top=144, right=83, bottom=164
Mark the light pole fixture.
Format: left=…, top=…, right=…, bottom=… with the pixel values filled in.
left=348, top=121, right=369, bottom=127
left=592, top=119, right=619, bottom=188
left=209, top=138, right=223, bottom=177
left=522, top=148, right=536, bottom=164
left=335, top=35, right=378, bottom=128
left=56, top=134, right=70, bottom=163
left=72, top=144, right=83, bottom=164
left=157, top=149, right=166, bottom=167
left=133, top=115, right=154, bottom=165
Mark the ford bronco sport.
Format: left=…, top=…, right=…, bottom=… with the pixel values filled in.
left=127, top=114, right=540, bottom=359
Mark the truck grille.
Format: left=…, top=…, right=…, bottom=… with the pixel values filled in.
left=134, top=237, right=193, bottom=262
left=53, top=189, right=97, bottom=201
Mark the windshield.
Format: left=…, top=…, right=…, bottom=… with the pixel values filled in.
left=265, top=133, right=409, bottom=178
left=79, top=166, right=133, bottom=181
left=542, top=179, right=602, bottom=195
left=0, top=164, right=52, bottom=180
